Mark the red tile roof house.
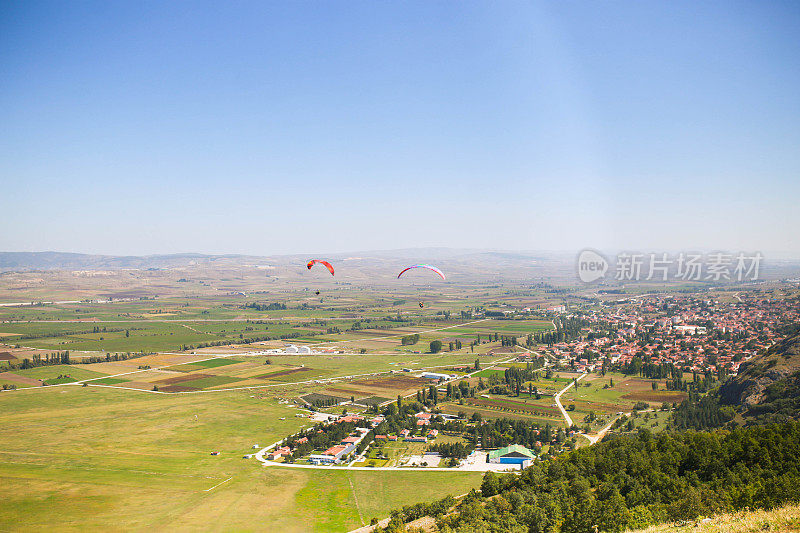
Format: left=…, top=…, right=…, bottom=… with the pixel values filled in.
left=295, top=437, right=308, bottom=445
left=323, top=444, right=347, bottom=457
left=310, top=443, right=356, bottom=464
left=341, top=435, right=360, bottom=446
left=337, top=415, right=364, bottom=424
left=387, top=435, right=398, bottom=441
left=375, top=435, right=388, bottom=441
left=399, top=429, right=410, bottom=438
left=267, top=446, right=291, bottom=460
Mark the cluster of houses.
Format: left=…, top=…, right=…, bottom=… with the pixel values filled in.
left=308, top=429, right=370, bottom=465
left=264, top=404, right=546, bottom=470
left=539, top=293, right=799, bottom=375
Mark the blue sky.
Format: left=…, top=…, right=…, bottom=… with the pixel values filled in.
left=2, top=1, right=799, bottom=256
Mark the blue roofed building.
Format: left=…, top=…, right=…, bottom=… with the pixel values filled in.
left=487, top=444, right=535, bottom=466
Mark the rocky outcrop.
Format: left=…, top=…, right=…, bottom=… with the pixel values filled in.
left=719, top=367, right=792, bottom=407
left=719, top=333, right=800, bottom=409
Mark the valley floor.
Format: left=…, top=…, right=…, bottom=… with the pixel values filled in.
left=0, top=386, right=481, bottom=532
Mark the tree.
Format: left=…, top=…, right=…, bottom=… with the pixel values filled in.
left=429, top=385, right=438, bottom=404
left=481, top=472, right=499, bottom=496
left=474, top=359, right=480, bottom=371
left=430, top=340, right=443, bottom=354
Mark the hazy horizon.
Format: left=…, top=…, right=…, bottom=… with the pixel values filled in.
left=3, top=1, right=799, bottom=256
left=3, top=246, right=800, bottom=262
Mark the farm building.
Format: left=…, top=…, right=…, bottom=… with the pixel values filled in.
left=283, top=344, right=313, bottom=354
left=422, top=372, right=453, bottom=381
left=487, top=444, right=535, bottom=466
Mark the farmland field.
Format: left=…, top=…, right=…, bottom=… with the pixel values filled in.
left=0, top=273, right=568, bottom=530
left=0, top=385, right=481, bottom=531
left=559, top=372, right=685, bottom=415
left=462, top=395, right=565, bottom=422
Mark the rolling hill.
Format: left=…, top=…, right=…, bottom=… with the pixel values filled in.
left=719, top=330, right=800, bottom=425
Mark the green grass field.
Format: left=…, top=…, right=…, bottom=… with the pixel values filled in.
left=90, top=377, right=130, bottom=385
left=167, top=358, right=243, bottom=372
left=180, top=375, right=244, bottom=389
left=0, top=385, right=481, bottom=531
left=15, top=365, right=108, bottom=381
left=0, top=289, right=566, bottom=529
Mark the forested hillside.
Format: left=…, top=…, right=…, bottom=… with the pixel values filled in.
left=380, top=422, right=800, bottom=533
left=670, top=332, right=800, bottom=430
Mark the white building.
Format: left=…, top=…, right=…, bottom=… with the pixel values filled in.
left=422, top=372, right=454, bottom=381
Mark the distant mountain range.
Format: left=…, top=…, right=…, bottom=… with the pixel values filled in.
left=0, top=249, right=571, bottom=273
left=0, top=252, right=250, bottom=271
left=3, top=250, right=799, bottom=286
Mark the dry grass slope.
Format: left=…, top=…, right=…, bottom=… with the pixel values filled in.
left=630, top=502, right=800, bottom=533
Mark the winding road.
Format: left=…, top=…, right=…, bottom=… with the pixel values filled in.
left=553, top=373, right=586, bottom=427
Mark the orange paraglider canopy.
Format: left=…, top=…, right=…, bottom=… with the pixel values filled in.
left=307, top=259, right=334, bottom=276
